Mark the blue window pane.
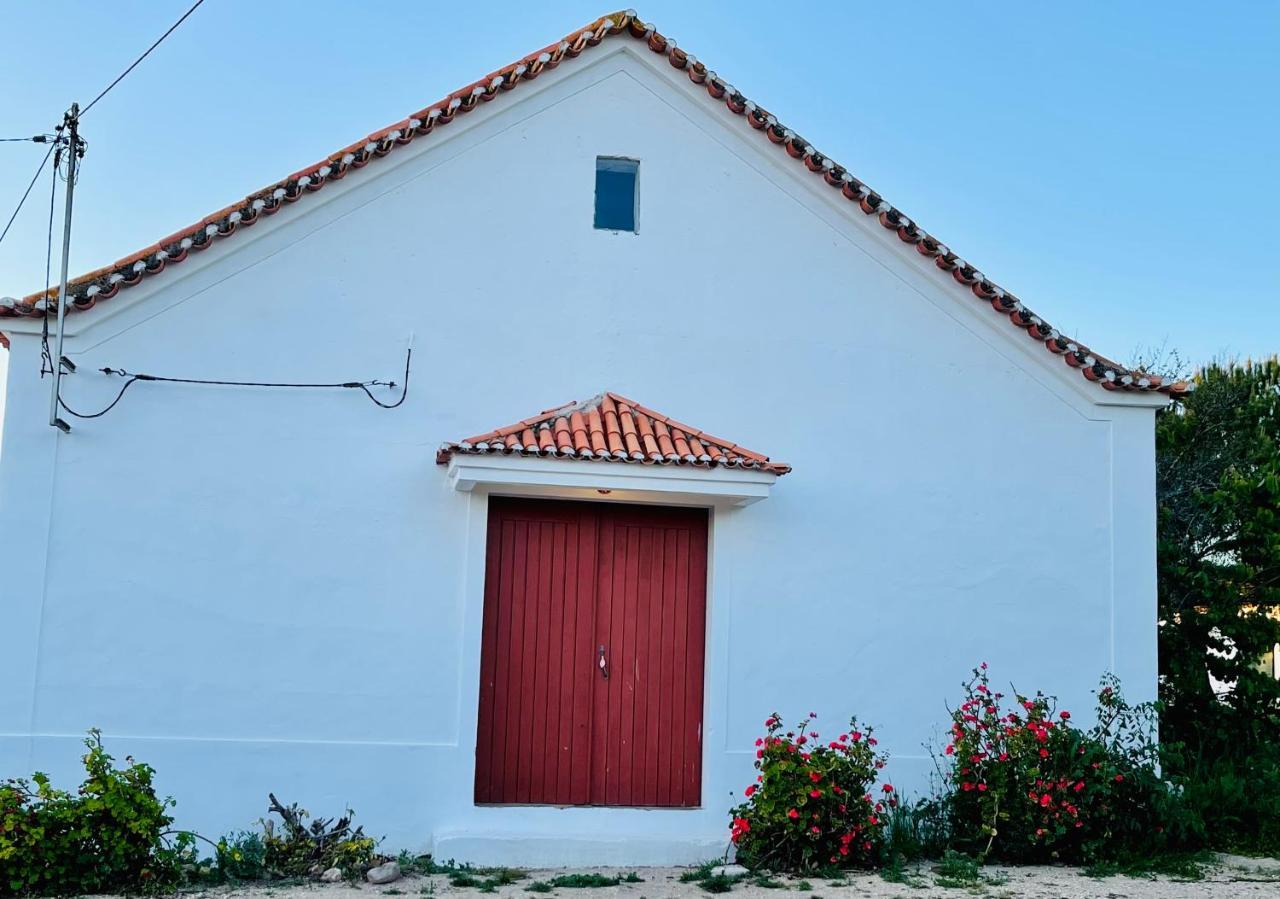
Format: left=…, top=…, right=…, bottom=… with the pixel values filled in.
left=595, top=158, right=638, bottom=232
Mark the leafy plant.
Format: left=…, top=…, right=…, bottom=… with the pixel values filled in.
left=728, top=713, right=890, bottom=872
left=0, top=730, right=186, bottom=896
left=214, top=830, right=269, bottom=882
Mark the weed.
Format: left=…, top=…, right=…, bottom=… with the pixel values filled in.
left=698, top=873, right=738, bottom=893
left=525, top=883, right=554, bottom=894
left=879, top=857, right=925, bottom=888
left=384, top=890, right=404, bottom=896
left=679, top=862, right=719, bottom=883
left=794, top=880, right=813, bottom=891
left=752, top=875, right=785, bottom=889
left=542, top=873, right=639, bottom=889
left=1083, top=852, right=1209, bottom=881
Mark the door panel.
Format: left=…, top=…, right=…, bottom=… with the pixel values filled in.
left=476, top=498, right=707, bottom=807
left=474, top=500, right=598, bottom=805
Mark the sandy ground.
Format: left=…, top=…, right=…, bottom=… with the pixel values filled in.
left=172, top=856, right=1280, bottom=899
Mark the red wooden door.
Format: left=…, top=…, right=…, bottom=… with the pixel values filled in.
left=474, top=498, right=708, bottom=807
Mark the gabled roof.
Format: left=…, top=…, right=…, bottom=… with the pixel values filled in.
left=436, top=392, right=791, bottom=475
left=0, top=11, right=1188, bottom=396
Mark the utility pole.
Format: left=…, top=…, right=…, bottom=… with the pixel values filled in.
left=48, top=103, right=81, bottom=433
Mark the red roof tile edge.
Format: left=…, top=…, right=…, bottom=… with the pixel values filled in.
left=0, top=11, right=1188, bottom=397
left=437, top=392, right=792, bottom=475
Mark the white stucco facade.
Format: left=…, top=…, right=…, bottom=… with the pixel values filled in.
left=0, top=42, right=1164, bottom=865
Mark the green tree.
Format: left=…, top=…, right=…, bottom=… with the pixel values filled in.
left=1157, top=357, right=1280, bottom=748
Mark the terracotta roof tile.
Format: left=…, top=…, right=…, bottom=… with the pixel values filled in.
left=0, top=10, right=1188, bottom=397
left=437, top=392, right=791, bottom=475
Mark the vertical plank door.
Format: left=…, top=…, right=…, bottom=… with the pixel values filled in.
left=474, top=498, right=598, bottom=805
left=591, top=503, right=708, bottom=808
left=475, top=498, right=708, bottom=808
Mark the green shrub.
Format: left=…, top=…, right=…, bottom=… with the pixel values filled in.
left=214, top=830, right=269, bottom=882
left=728, top=712, right=889, bottom=872
left=943, top=665, right=1184, bottom=864
left=0, top=730, right=185, bottom=896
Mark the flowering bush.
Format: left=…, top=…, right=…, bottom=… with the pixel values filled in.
left=943, top=665, right=1180, bottom=863
left=728, top=713, right=890, bottom=872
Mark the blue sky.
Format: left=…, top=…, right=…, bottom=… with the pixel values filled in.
left=1, top=0, right=1277, bottom=419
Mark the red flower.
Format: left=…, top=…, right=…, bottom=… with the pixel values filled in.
left=1074, top=781, right=1085, bottom=793
left=851, top=731, right=862, bottom=742
left=811, top=826, right=821, bottom=834
left=1040, top=794, right=1052, bottom=807
left=1039, top=749, right=1049, bottom=759
left=1114, top=774, right=1125, bottom=782
left=1059, top=710, right=1071, bottom=720
left=754, top=737, right=763, bottom=747
left=787, top=808, right=799, bottom=820
left=944, top=744, right=955, bottom=755
left=744, top=784, right=756, bottom=798
left=977, top=783, right=988, bottom=792
left=881, top=784, right=894, bottom=793
left=809, top=771, right=822, bottom=783
left=810, top=789, right=821, bottom=799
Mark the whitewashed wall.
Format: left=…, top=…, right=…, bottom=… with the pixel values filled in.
left=0, top=43, right=1160, bottom=865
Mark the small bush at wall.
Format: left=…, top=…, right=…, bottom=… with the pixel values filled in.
left=728, top=713, right=890, bottom=872
left=259, top=793, right=377, bottom=877
left=942, top=665, right=1186, bottom=864
left=213, top=830, right=269, bottom=882
left=0, top=730, right=186, bottom=896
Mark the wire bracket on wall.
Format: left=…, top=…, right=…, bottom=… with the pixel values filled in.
left=56, top=345, right=412, bottom=426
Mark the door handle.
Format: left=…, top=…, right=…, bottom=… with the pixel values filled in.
left=598, top=645, right=609, bottom=679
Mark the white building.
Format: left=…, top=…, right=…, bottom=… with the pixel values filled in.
left=0, top=12, right=1183, bottom=866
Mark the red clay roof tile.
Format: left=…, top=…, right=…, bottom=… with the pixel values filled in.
left=437, top=392, right=791, bottom=475
left=0, top=11, right=1187, bottom=397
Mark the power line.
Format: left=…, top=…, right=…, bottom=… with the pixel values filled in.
left=0, top=135, right=55, bottom=143
left=59, top=348, right=413, bottom=420
left=80, top=0, right=207, bottom=117
left=0, top=140, right=57, bottom=251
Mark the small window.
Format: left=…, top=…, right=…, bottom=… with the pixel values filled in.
left=594, top=157, right=638, bottom=232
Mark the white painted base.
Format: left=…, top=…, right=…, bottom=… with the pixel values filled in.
left=432, top=829, right=726, bottom=867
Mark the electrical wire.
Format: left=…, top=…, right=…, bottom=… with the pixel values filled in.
left=0, top=141, right=56, bottom=250
left=80, top=0, right=207, bottom=117
left=0, top=135, right=54, bottom=143
left=58, top=348, right=412, bottom=420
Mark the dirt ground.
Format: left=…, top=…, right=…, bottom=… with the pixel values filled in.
left=171, top=856, right=1280, bottom=899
